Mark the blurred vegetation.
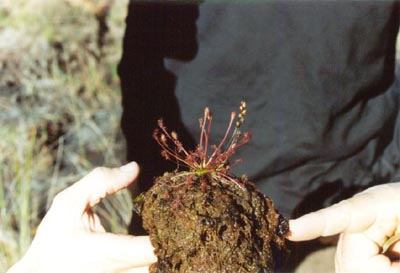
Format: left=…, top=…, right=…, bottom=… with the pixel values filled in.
left=0, top=0, right=132, bottom=270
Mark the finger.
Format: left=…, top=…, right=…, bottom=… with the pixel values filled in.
left=80, top=162, right=140, bottom=207
left=385, top=239, right=400, bottom=259
left=336, top=232, right=400, bottom=273
left=289, top=183, right=400, bottom=241
left=54, top=162, right=139, bottom=213
left=91, top=234, right=157, bottom=267
left=335, top=232, right=382, bottom=273
left=388, top=240, right=400, bottom=254
left=82, top=211, right=106, bottom=233
left=363, top=207, right=397, bottom=247
left=288, top=193, right=379, bottom=241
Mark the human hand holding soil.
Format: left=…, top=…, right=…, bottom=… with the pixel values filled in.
left=289, top=183, right=400, bottom=273
left=6, top=162, right=156, bottom=273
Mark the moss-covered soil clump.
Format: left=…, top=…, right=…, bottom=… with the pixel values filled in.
left=136, top=102, right=289, bottom=273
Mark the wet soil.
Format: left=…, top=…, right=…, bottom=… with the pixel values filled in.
left=139, top=172, right=289, bottom=273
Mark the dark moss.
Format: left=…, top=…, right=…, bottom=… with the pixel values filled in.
left=140, top=172, right=289, bottom=273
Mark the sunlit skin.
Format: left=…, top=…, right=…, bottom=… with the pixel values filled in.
left=289, top=183, right=400, bottom=273
left=6, top=162, right=156, bottom=273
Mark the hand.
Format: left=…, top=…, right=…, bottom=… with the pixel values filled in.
left=288, top=183, right=400, bottom=273
left=7, top=162, right=156, bottom=273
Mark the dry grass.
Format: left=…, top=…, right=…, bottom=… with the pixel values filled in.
left=0, top=0, right=131, bottom=270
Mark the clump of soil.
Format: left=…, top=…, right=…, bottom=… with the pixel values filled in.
left=136, top=102, right=289, bottom=273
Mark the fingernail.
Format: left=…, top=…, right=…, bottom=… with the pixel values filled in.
left=120, top=161, right=138, bottom=173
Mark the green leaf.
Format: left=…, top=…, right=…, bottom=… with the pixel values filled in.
left=382, top=234, right=400, bottom=253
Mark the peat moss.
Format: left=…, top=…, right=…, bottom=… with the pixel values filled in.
left=139, top=171, right=289, bottom=273
left=137, top=102, right=290, bottom=272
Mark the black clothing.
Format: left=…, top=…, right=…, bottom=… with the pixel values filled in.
left=118, top=1, right=400, bottom=219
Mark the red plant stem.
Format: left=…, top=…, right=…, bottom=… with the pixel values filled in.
left=199, top=116, right=207, bottom=159
left=226, top=127, right=241, bottom=149
left=154, top=103, right=249, bottom=188
left=155, top=137, right=192, bottom=167
left=203, top=111, right=212, bottom=166
left=218, top=112, right=236, bottom=151
left=159, top=120, right=190, bottom=157
left=199, top=108, right=210, bottom=165
left=199, top=118, right=205, bottom=152
left=207, top=111, right=236, bottom=165
left=219, top=173, right=244, bottom=189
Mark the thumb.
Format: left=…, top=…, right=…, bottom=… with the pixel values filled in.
left=54, top=162, right=140, bottom=213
